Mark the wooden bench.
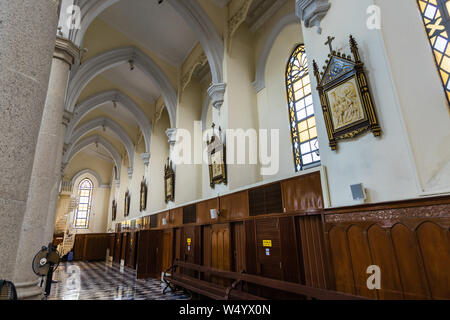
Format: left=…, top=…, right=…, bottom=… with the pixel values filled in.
left=163, top=260, right=367, bottom=300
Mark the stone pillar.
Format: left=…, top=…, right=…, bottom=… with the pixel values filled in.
left=44, top=110, right=74, bottom=244
left=12, top=36, right=79, bottom=299
left=0, top=0, right=59, bottom=288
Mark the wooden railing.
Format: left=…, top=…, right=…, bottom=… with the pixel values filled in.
left=164, top=260, right=367, bottom=300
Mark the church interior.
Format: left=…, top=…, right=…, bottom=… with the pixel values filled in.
left=0, top=0, right=449, bottom=301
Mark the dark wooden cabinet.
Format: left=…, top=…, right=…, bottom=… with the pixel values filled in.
left=136, top=230, right=163, bottom=279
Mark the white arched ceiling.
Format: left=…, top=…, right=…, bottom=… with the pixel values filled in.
left=70, top=0, right=224, bottom=84
left=253, top=14, right=300, bottom=92
left=63, top=134, right=122, bottom=179
left=66, top=46, right=177, bottom=127
left=71, top=168, right=105, bottom=188
left=65, top=117, right=135, bottom=172
left=67, top=90, right=151, bottom=153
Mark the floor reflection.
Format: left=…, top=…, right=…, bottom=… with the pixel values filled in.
left=49, top=261, right=188, bottom=300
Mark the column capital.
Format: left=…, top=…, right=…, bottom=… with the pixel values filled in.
left=54, top=36, right=80, bottom=67
left=165, top=128, right=178, bottom=147
left=141, top=153, right=151, bottom=166
left=62, top=110, right=73, bottom=127
left=295, top=0, right=331, bottom=34
left=127, top=167, right=134, bottom=180
left=207, top=83, right=227, bottom=111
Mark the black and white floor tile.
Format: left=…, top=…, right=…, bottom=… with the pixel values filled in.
left=48, top=261, right=189, bottom=300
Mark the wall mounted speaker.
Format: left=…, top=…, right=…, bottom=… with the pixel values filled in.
left=351, top=183, right=366, bottom=201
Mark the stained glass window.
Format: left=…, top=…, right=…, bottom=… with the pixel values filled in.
left=74, top=178, right=93, bottom=229
left=286, top=44, right=320, bottom=172
left=418, top=0, right=450, bottom=104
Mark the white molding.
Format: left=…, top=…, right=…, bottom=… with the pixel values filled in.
left=66, top=46, right=177, bottom=128
left=64, top=134, right=122, bottom=178
left=167, top=0, right=224, bottom=84
left=68, top=89, right=152, bottom=153
left=65, top=116, right=135, bottom=172
left=201, top=93, right=211, bottom=131
left=253, top=14, right=300, bottom=93
left=295, top=0, right=331, bottom=34
left=71, top=168, right=104, bottom=188
left=207, top=82, right=227, bottom=111
left=249, top=0, right=288, bottom=33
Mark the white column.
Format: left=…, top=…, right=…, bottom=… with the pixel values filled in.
left=13, top=36, right=79, bottom=299
left=0, top=0, right=60, bottom=295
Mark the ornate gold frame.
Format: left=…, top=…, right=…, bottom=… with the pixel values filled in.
left=112, top=200, right=117, bottom=221
left=124, top=191, right=130, bottom=217
left=164, top=158, right=175, bottom=203
left=207, top=124, right=227, bottom=188
left=140, top=177, right=147, bottom=212
left=313, top=35, right=381, bottom=151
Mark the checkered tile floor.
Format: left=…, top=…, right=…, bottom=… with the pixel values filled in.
left=48, top=261, right=189, bottom=300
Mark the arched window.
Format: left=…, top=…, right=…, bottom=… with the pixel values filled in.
left=418, top=0, right=450, bottom=104
left=75, top=178, right=93, bottom=229
left=286, top=44, right=320, bottom=172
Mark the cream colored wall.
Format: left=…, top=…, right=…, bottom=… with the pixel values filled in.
left=375, top=0, right=450, bottom=195
left=301, top=0, right=420, bottom=206
left=223, top=23, right=262, bottom=190
left=257, top=23, right=302, bottom=180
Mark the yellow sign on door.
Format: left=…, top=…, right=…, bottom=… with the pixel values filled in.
left=263, top=240, right=272, bottom=247
left=187, top=238, right=192, bottom=245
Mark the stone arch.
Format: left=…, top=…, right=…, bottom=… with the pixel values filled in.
left=68, top=90, right=152, bottom=152
left=66, top=46, right=177, bottom=127
left=253, top=14, right=301, bottom=93
left=71, top=169, right=105, bottom=188
left=71, top=0, right=224, bottom=84
left=63, top=135, right=122, bottom=179
left=65, top=117, right=135, bottom=172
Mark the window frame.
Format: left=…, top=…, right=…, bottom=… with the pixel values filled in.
left=74, top=178, right=93, bottom=229
left=417, top=0, right=450, bottom=105
left=285, top=44, right=321, bottom=172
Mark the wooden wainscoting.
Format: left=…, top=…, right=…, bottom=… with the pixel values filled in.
left=324, top=197, right=450, bottom=300
left=73, top=233, right=111, bottom=261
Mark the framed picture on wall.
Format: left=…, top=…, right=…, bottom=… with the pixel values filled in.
left=140, top=177, right=147, bottom=212
left=124, top=191, right=130, bottom=217
left=313, top=35, right=381, bottom=151
left=207, top=123, right=227, bottom=188
left=164, top=158, right=175, bottom=203
left=112, top=200, right=117, bottom=221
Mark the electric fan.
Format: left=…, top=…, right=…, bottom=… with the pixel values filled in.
left=32, top=243, right=60, bottom=299
left=0, top=280, right=17, bottom=300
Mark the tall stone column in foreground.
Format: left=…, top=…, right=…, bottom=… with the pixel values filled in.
left=13, top=37, right=79, bottom=299
left=0, top=0, right=60, bottom=296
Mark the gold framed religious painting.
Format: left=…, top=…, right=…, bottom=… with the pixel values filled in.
left=164, top=158, right=175, bottom=203
left=124, top=191, right=130, bottom=217
left=112, top=200, right=117, bottom=221
left=207, top=124, right=227, bottom=188
left=313, top=35, right=381, bottom=150
left=140, top=177, right=147, bottom=212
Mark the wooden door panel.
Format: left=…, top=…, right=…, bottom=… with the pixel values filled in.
left=367, top=225, right=403, bottom=299
left=391, top=224, right=430, bottom=299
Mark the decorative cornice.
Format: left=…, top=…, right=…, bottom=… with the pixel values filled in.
left=54, top=36, right=80, bottom=67
left=166, top=128, right=178, bottom=147
left=141, top=153, right=151, bottom=167
left=325, top=204, right=450, bottom=227
left=62, top=110, right=73, bottom=127
left=180, top=52, right=208, bottom=93
left=295, top=0, right=331, bottom=34
left=207, top=83, right=227, bottom=111
left=228, top=0, right=253, bottom=50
